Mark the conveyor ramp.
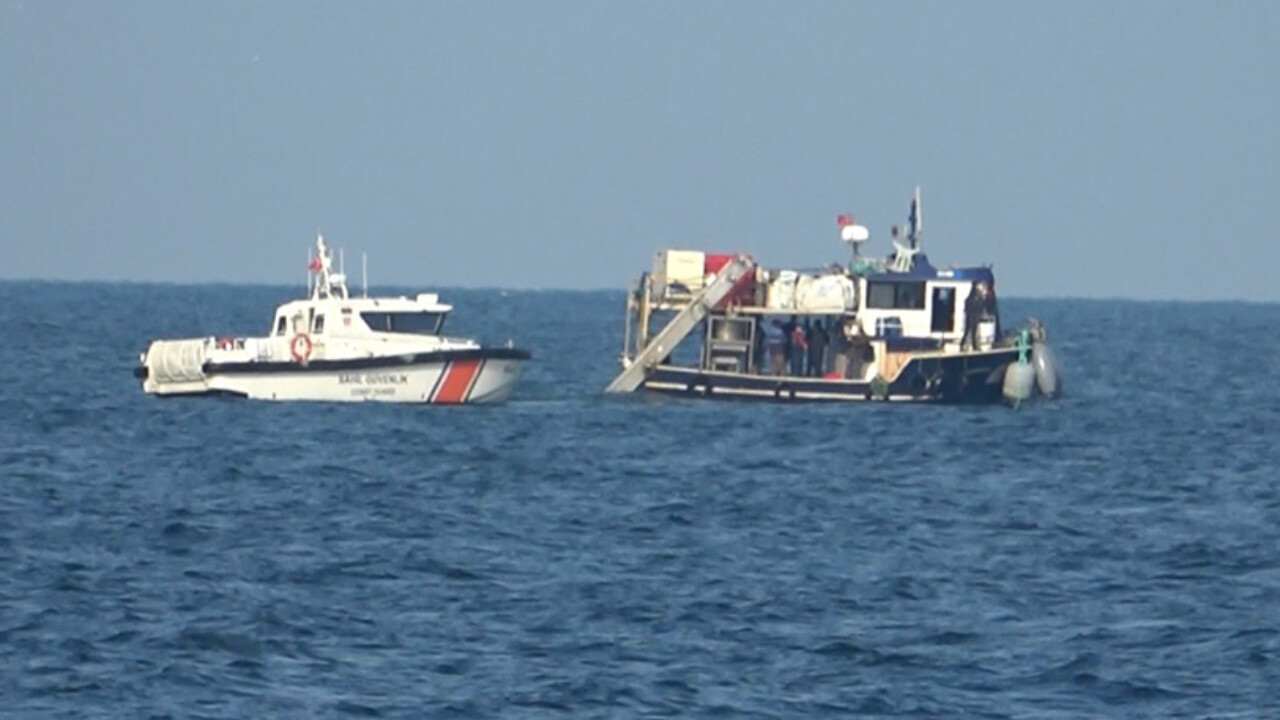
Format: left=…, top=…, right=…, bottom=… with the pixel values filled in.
left=605, top=254, right=754, bottom=394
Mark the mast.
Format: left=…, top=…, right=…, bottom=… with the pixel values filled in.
left=909, top=186, right=922, bottom=250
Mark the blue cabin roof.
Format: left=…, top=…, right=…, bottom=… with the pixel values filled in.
left=859, top=253, right=996, bottom=286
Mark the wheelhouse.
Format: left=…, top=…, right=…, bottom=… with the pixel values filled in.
left=269, top=294, right=453, bottom=341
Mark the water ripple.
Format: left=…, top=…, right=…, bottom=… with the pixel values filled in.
left=1, top=286, right=1279, bottom=718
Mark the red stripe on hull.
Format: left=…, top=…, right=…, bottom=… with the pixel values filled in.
left=433, top=359, right=481, bottom=404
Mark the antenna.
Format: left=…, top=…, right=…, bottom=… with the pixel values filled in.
left=909, top=185, right=922, bottom=249
left=362, top=252, right=368, bottom=298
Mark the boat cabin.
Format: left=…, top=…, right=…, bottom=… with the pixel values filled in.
left=653, top=254, right=999, bottom=379
left=268, top=234, right=456, bottom=342
left=269, top=295, right=454, bottom=342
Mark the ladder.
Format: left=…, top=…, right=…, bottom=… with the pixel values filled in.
left=605, top=254, right=755, bottom=394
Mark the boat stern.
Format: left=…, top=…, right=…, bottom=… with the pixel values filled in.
left=137, top=338, right=213, bottom=396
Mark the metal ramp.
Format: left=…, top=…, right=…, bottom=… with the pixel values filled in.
left=605, top=254, right=754, bottom=394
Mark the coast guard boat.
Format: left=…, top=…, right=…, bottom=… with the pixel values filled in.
left=135, top=236, right=530, bottom=403
left=605, top=189, right=1061, bottom=405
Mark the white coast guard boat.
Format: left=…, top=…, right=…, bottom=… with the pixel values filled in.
left=135, top=236, right=530, bottom=403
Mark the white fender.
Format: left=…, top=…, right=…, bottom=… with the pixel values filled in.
left=1002, top=362, right=1036, bottom=403
left=1032, top=343, right=1061, bottom=397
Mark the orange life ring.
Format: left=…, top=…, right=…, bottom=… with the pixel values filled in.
left=290, top=333, right=313, bottom=363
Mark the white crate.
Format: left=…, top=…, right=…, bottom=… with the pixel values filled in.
left=653, top=249, right=706, bottom=299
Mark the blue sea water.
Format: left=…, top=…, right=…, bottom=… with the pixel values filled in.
left=1, top=281, right=1278, bottom=719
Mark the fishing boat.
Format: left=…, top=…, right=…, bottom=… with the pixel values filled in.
left=135, top=235, right=530, bottom=403
left=605, top=189, right=1060, bottom=404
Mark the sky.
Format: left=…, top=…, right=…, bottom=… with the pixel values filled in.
left=1, top=1, right=1277, bottom=301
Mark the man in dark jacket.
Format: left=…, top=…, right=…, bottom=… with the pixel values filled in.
left=962, top=281, right=984, bottom=350
left=807, top=319, right=828, bottom=376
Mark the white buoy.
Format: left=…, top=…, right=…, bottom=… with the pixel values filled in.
left=1031, top=343, right=1061, bottom=397
left=1002, top=361, right=1036, bottom=404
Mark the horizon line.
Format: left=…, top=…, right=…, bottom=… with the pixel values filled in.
left=1, top=276, right=1277, bottom=306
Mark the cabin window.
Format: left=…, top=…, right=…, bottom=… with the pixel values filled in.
left=360, top=311, right=445, bottom=335
left=931, top=287, right=956, bottom=332
left=866, top=281, right=926, bottom=310
left=313, top=314, right=325, bottom=335
left=275, top=316, right=287, bottom=336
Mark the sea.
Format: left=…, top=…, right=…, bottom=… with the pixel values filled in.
left=1, top=281, right=1278, bottom=719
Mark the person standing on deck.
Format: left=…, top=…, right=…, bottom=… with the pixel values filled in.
left=764, top=319, right=787, bottom=376
left=844, top=320, right=872, bottom=379
left=753, top=317, right=766, bottom=374
left=788, top=318, right=807, bottom=376
left=781, top=315, right=796, bottom=375
left=807, top=319, right=828, bottom=376
left=829, top=319, right=850, bottom=378
left=986, top=281, right=1002, bottom=337
left=962, top=280, right=986, bottom=350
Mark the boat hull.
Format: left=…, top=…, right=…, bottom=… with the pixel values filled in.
left=137, top=348, right=529, bottom=404
left=640, top=348, right=1017, bottom=404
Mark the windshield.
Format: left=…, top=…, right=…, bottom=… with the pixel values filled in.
left=360, top=311, right=446, bottom=335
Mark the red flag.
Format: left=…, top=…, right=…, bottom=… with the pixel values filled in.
left=307, top=256, right=322, bottom=271
left=836, top=214, right=853, bottom=227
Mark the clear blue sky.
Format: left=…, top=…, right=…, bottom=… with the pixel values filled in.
left=2, top=2, right=1277, bottom=300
